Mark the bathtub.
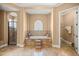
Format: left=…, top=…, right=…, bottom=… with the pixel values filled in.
left=29, top=36, right=48, bottom=39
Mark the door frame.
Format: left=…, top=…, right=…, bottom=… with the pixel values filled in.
left=7, top=11, right=18, bottom=45
left=58, top=6, right=78, bottom=48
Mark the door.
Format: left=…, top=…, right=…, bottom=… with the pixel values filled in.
left=8, top=18, right=17, bottom=45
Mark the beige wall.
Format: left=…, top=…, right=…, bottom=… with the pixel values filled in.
left=27, top=14, right=51, bottom=36
left=0, top=10, right=4, bottom=41
left=63, top=11, right=74, bottom=26
left=53, top=3, right=79, bottom=46
left=4, top=11, right=8, bottom=45
left=61, top=10, right=75, bottom=43
left=0, top=10, right=8, bottom=46
left=17, top=8, right=27, bottom=47
left=27, top=14, right=30, bottom=32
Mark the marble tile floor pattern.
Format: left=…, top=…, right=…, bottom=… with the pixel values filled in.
left=0, top=45, right=78, bottom=56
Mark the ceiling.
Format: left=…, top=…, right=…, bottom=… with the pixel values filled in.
left=0, top=3, right=63, bottom=14
left=26, top=9, right=51, bottom=14
left=16, top=3, right=62, bottom=14
left=15, top=3, right=60, bottom=8
left=0, top=5, right=18, bottom=11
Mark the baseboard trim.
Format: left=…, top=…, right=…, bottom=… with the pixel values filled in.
left=0, top=44, right=8, bottom=48
left=53, top=45, right=60, bottom=48
left=17, top=44, right=24, bottom=47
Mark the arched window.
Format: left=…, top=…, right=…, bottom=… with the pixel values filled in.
left=34, top=20, right=43, bottom=31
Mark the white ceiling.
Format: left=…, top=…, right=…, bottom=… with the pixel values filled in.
left=0, top=3, right=62, bottom=14
left=16, top=3, right=60, bottom=8
left=26, top=9, right=51, bottom=14
left=16, top=3, right=62, bottom=14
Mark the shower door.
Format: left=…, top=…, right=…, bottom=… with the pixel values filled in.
left=8, top=19, right=17, bottom=45
left=74, top=8, right=79, bottom=53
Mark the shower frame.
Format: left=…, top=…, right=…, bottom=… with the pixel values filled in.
left=59, top=6, right=79, bottom=54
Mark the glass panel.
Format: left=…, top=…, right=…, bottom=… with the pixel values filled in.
left=9, top=21, right=14, bottom=28
left=9, top=19, right=17, bottom=29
